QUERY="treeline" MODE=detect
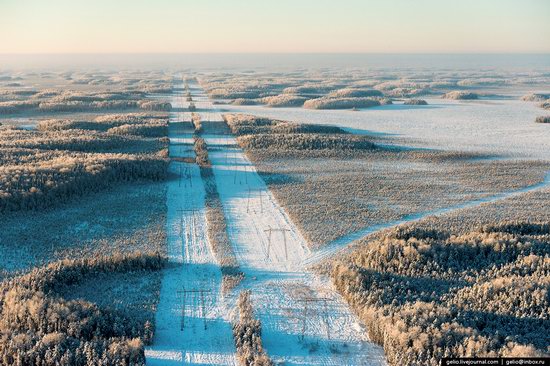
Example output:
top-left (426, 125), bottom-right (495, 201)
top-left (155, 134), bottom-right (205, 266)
top-left (0, 89), bottom-right (171, 115)
top-left (224, 114), bottom-right (376, 152)
top-left (0, 153), bottom-right (167, 213)
top-left (191, 112), bottom-right (202, 133)
top-left (327, 88), bottom-right (384, 98)
top-left (193, 136), bottom-right (243, 293)
top-left (38, 113), bottom-right (167, 132)
top-left (35, 116), bottom-right (169, 147)
top-left (0, 100), bottom-right (39, 114)
top-left (206, 88), bottom-right (268, 100)
top-left (231, 98), bottom-right (259, 106)
top-left (232, 291), bottom-right (273, 366)
top-left (260, 94), bottom-right (307, 107)
top-left (107, 121), bottom-right (168, 137)
top-left (0, 100), bottom-right (171, 115)
top-left (200, 71), bottom-right (550, 108)
top-left (194, 136), bottom-right (210, 167)
top-left (238, 133), bottom-right (376, 151)
top-left (225, 114), bottom-right (343, 136)
top-left (442, 91), bottom-right (479, 100)
top-left (331, 221), bottom-right (550, 365)
top-left (137, 101), bottom-right (172, 111)
top-left (38, 100), bottom-right (137, 112)
top-left (0, 129), bottom-right (162, 152)
top-left (404, 99), bottom-right (428, 105)
top-left (303, 97), bottom-right (381, 110)
top-left (0, 252), bottom-right (166, 366)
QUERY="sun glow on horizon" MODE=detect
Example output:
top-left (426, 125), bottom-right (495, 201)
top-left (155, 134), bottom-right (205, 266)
top-left (0, 0), bottom-right (549, 54)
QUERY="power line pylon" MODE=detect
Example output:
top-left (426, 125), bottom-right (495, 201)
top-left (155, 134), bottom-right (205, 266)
top-left (296, 297), bottom-right (334, 341)
top-left (176, 208), bottom-right (197, 263)
top-left (176, 287), bottom-right (212, 331)
top-left (263, 227), bottom-right (291, 260)
top-left (246, 188), bottom-right (264, 213)
top-left (179, 165), bottom-right (193, 187)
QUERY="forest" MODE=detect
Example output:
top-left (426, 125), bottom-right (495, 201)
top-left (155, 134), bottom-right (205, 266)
top-left (0, 113), bottom-right (169, 212)
top-left (0, 252), bottom-right (165, 366)
top-left (331, 221), bottom-right (550, 365)
top-left (0, 73), bottom-right (171, 365)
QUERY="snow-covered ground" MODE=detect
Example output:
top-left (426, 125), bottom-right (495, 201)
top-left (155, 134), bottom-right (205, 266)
top-left (302, 170), bottom-right (550, 267)
top-left (147, 77), bottom-right (549, 366)
top-left (145, 79), bottom-right (237, 366)
top-left (218, 98), bottom-right (550, 159)
top-left (214, 90), bottom-right (550, 265)
top-left (190, 84), bottom-right (387, 365)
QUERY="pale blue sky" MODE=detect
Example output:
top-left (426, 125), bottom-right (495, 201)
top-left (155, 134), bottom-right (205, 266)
top-left (0, 0), bottom-right (549, 53)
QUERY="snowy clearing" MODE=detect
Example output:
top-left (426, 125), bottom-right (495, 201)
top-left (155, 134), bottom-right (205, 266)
top-left (145, 79), bottom-right (237, 366)
top-left (148, 76), bottom-right (550, 366)
top-left (219, 98), bottom-right (550, 160)
top-left (191, 83), bottom-right (387, 365)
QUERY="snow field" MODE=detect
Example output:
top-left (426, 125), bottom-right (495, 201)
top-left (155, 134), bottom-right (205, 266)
top-left (189, 81), bottom-right (387, 365)
top-left (219, 98), bottom-right (550, 160)
top-left (145, 79), bottom-right (237, 366)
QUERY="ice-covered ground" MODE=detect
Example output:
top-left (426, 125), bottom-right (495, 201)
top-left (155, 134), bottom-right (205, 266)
top-left (145, 80), bottom-right (237, 365)
top-left (191, 84), bottom-right (387, 365)
top-left (219, 97), bottom-right (550, 159)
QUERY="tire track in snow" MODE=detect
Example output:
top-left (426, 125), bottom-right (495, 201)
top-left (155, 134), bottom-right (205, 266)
top-left (190, 81), bottom-right (387, 366)
top-left (145, 78), bottom-right (237, 366)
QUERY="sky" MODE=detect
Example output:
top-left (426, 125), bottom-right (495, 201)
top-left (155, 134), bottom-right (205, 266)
top-left (0, 0), bottom-right (549, 54)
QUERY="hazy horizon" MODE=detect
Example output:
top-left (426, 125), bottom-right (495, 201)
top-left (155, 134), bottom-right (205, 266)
top-left (2, 53), bottom-right (550, 71)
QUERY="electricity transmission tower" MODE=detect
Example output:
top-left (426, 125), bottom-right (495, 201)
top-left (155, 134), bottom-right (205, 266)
top-left (246, 188), bottom-right (264, 213)
top-left (176, 288), bottom-right (212, 331)
top-left (176, 208), bottom-right (197, 263)
top-left (233, 163), bottom-right (249, 185)
top-left (264, 227), bottom-right (291, 260)
top-left (179, 165), bottom-right (193, 187)
top-left (296, 297), bottom-right (334, 341)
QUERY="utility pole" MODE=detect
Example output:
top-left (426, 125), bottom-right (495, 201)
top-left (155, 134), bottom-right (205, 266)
top-left (296, 297), bottom-right (334, 341)
top-left (247, 188), bottom-right (264, 213)
top-left (186, 166), bottom-right (193, 187)
top-left (178, 165), bottom-right (192, 188)
top-left (176, 208), bottom-right (197, 263)
top-left (263, 227), bottom-right (291, 260)
top-left (176, 288), bottom-right (212, 331)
